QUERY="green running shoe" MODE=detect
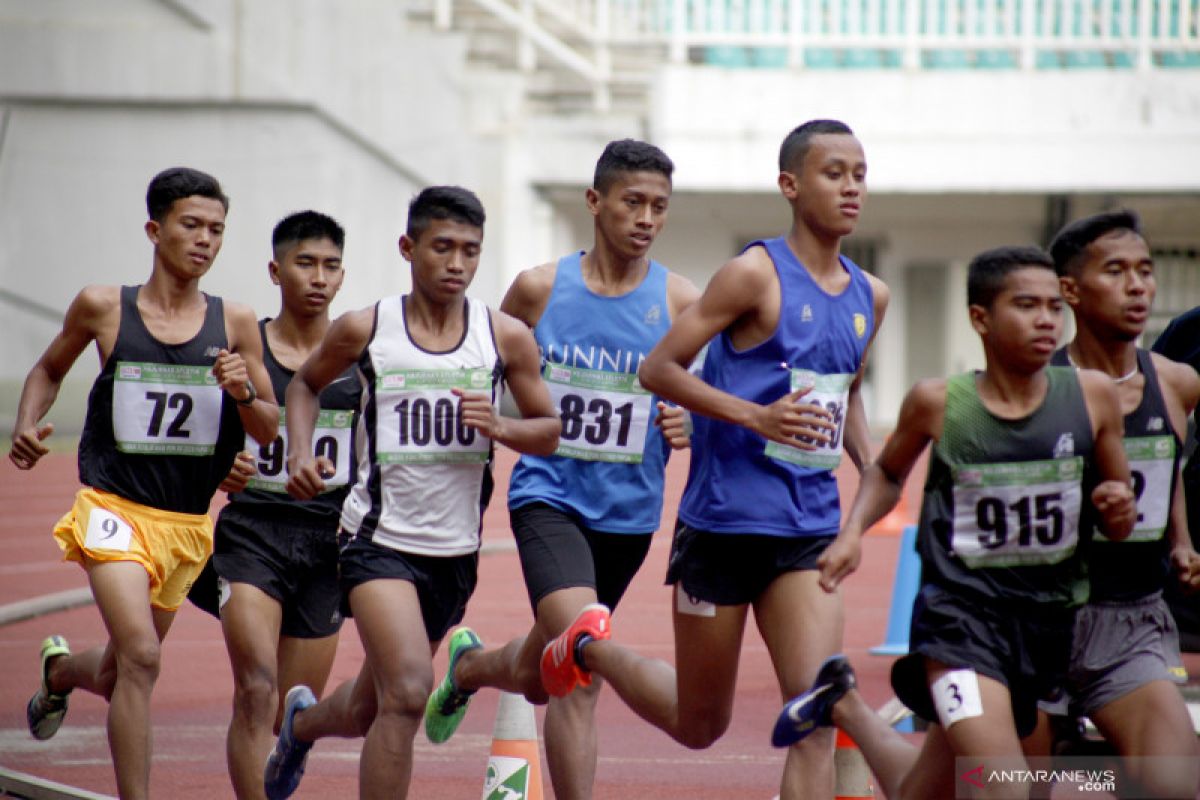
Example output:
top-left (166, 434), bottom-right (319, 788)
top-left (424, 627), bottom-right (483, 743)
top-left (27, 635), bottom-right (72, 740)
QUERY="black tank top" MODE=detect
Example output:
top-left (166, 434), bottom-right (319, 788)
top-left (79, 285), bottom-right (243, 514)
top-left (918, 368), bottom-right (1095, 608)
top-left (1051, 348), bottom-right (1181, 601)
top-left (229, 319), bottom-right (361, 520)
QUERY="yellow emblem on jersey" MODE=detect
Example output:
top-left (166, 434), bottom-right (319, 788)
top-left (853, 312), bottom-right (867, 338)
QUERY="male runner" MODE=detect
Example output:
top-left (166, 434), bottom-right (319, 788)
top-left (11, 167), bottom-right (277, 799)
top-left (773, 246), bottom-right (1135, 800)
top-left (261, 186), bottom-right (560, 800)
top-left (541, 120), bottom-right (889, 800)
top-left (421, 139), bottom-right (698, 800)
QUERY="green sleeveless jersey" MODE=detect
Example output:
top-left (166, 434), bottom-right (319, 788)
top-left (917, 367), bottom-right (1095, 608)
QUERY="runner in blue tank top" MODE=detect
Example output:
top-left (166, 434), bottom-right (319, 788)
top-left (539, 120), bottom-right (890, 800)
top-left (11, 167), bottom-right (277, 800)
top-left (1029, 211), bottom-right (1200, 797)
top-left (421, 140), bottom-right (700, 798)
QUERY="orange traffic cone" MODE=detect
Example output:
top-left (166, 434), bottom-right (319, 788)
top-left (834, 728), bottom-right (874, 799)
top-left (481, 692), bottom-right (543, 800)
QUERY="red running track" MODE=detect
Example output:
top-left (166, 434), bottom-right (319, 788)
top-left (0, 449), bottom-right (916, 799)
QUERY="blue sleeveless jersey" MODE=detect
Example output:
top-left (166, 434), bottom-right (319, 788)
top-left (678, 237), bottom-right (874, 537)
top-left (508, 251), bottom-right (673, 533)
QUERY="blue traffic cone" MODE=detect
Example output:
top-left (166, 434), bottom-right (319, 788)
top-left (869, 524), bottom-right (920, 657)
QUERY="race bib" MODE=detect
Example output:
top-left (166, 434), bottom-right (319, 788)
top-left (1101, 435), bottom-right (1175, 543)
top-left (544, 364), bottom-right (652, 463)
top-left (112, 361), bottom-right (223, 456)
top-left (84, 507), bottom-right (134, 552)
top-left (246, 407), bottom-right (355, 492)
top-left (951, 457), bottom-right (1083, 568)
top-left (374, 368), bottom-right (493, 464)
top-left (764, 369), bottom-right (852, 470)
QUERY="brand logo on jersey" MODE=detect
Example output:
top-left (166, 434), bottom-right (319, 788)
top-left (801, 304), bottom-right (813, 322)
top-left (119, 365), bottom-right (142, 380)
top-left (644, 304), bottom-right (662, 325)
top-left (1053, 433), bottom-right (1075, 459)
top-left (204, 346), bottom-right (222, 358)
top-left (853, 313), bottom-right (867, 338)
top-left (1147, 416), bottom-right (1165, 432)
top-left (1155, 437), bottom-right (1173, 456)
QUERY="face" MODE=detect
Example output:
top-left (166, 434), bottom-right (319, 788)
top-left (780, 134), bottom-right (867, 240)
top-left (270, 237), bottom-right (345, 318)
top-left (970, 267), bottom-right (1064, 371)
top-left (400, 218), bottom-right (482, 303)
top-left (1061, 230), bottom-right (1154, 343)
top-left (587, 170), bottom-right (672, 260)
top-left (145, 195), bottom-right (227, 279)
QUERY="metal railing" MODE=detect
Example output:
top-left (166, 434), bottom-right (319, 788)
top-left (433, 0), bottom-right (1200, 107)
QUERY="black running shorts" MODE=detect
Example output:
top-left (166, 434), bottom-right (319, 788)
top-left (510, 502), bottom-right (653, 614)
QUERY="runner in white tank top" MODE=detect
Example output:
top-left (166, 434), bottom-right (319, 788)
top-left (262, 186), bottom-right (559, 800)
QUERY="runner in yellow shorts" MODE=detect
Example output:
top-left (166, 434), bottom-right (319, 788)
top-left (8, 167), bottom-right (277, 800)
top-left (54, 488), bottom-right (214, 611)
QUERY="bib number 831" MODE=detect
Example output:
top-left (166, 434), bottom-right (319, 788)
top-left (559, 393), bottom-right (634, 447)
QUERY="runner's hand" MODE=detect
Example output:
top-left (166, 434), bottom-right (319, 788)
top-left (287, 453), bottom-right (335, 500)
top-left (655, 402), bottom-right (691, 450)
top-left (1170, 546), bottom-right (1200, 594)
top-left (453, 388), bottom-right (503, 439)
top-left (817, 533), bottom-right (861, 593)
top-left (219, 450), bottom-right (256, 493)
top-left (213, 349), bottom-right (252, 403)
top-left (754, 386), bottom-right (833, 449)
top-left (1091, 480), bottom-right (1136, 537)
top-left (9, 422), bottom-right (54, 470)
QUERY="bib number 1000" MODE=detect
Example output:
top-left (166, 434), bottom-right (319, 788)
top-left (394, 398), bottom-right (476, 447)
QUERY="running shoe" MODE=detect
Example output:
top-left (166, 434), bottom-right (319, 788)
top-left (27, 635), bottom-right (72, 740)
top-left (424, 627), bottom-right (484, 743)
top-left (771, 654), bottom-right (856, 747)
top-left (540, 603), bottom-right (611, 697)
top-left (264, 684), bottom-right (317, 800)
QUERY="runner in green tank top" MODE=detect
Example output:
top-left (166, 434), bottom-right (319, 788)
top-left (770, 246), bottom-right (1136, 799)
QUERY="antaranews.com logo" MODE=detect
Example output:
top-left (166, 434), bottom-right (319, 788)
top-left (956, 756), bottom-right (1198, 798)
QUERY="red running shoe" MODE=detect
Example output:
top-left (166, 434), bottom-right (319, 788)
top-left (540, 603), bottom-right (611, 697)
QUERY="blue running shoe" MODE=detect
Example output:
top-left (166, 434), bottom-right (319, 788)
top-left (27, 635), bottom-right (72, 740)
top-left (425, 627), bottom-right (484, 743)
top-left (771, 654), bottom-right (856, 747)
top-left (264, 684), bottom-right (317, 799)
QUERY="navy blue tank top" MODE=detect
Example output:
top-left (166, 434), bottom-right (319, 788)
top-left (79, 285), bottom-right (243, 514)
top-left (228, 320), bottom-right (361, 521)
top-left (508, 252), bottom-right (673, 532)
top-left (678, 238), bottom-right (874, 537)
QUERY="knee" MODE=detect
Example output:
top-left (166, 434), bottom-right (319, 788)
top-left (116, 639), bottom-right (162, 686)
top-left (515, 662), bottom-right (547, 705)
top-left (676, 714), bottom-right (730, 750)
top-left (233, 665), bottom-right (278, 719)
top-left (374, 673), bottom-right (432, 722)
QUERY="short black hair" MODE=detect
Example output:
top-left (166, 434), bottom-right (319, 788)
top-left (146, 167), bottom-right (228, 222)
top-left (779, 119), bottom-right (855, 173)
top-left (272, 210), bottom-right (345, 259)
top-left (593, 139), bottom-right (674, 193)
top-left (967, 246), bottom-right (1056, 308)
top-left (1048, 209), bottom-right (1143, 276)
top-left (406, 186), bottom-right (486, 240)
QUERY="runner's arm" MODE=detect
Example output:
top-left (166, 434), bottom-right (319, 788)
top-left (638, 254), bottom-right (833, 448)
top-left (286, 307), bottom-right (372, 499)
top-left (842, 273), bottom-right (891, 472)
top-left (475, 311), bottom-right (560, 456)
top-left (221, 302), bottom-right (278, 446)
top-left (1079, 370), bottom-right (1136, 541)
top-left (9, 286), bottom-right (117, 469)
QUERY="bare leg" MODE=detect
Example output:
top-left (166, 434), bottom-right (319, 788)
top-left (585, 588), bottom-right (748, 749)
top-left (754, 571), bottom-right (844, 800)
top-left (220, 583), bottom-right (284, 800)
top-left (829, 688), bottom-right (923, 800)
top-left (84, 560), bottom-right (176, 800)
top-left (1089, 680), bottom-right (1200, 798)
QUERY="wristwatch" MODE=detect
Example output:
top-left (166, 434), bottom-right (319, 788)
top-left (235, 381), bottom-right (257, 407)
